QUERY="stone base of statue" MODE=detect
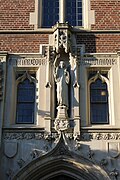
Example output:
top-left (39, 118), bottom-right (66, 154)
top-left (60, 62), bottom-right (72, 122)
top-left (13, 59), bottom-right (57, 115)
top-left (54, 105), bottom-right (69, 132)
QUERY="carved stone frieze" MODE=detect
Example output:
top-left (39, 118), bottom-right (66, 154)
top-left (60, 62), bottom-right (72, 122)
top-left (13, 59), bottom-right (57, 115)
top-left (80, 54), bottom-right (117, 67)
top-left (3, 132), bottom-right (44, 140)
top-left (9, 56), bottom-right (47, 67)
top-left (4, 132), bottom-right (120, 141)
top-left (81, 132), bottom-right (120, 141)
top-left (3, 132), bottom-right (59, 141)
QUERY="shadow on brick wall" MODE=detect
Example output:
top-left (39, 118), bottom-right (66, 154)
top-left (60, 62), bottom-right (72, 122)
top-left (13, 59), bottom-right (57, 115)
top-left (76, 32), bottom-right (97, 53)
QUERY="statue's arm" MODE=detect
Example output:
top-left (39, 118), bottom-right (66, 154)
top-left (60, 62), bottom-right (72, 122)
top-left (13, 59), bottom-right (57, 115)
top-left (54, 67), bottom-right (59, 82)
top-left (65, 70), bottom-right (70, 84)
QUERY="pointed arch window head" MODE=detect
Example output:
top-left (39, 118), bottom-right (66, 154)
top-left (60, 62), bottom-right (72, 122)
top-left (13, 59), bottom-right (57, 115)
top-left (89, 71), bottom-right (109, 124)
top-left (16, 72), bottom-right (36, 124)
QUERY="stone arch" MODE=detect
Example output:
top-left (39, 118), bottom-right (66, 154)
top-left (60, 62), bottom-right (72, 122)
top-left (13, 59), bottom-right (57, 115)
top-left (13, 154), bottom-right (110, 180)
top-left (12, 133), bottom-right (110, 180)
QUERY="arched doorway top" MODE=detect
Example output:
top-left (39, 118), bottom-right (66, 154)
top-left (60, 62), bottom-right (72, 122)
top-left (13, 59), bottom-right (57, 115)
top-left (13, 132), bottom-right (110, 180)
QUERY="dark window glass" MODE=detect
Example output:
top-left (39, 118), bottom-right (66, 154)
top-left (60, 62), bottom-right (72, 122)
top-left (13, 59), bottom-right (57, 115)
top-left (90, 78), bottom-right (109, 124)
top-left (66, 0), bottom-right (82, 26)
top-left (16, 79), bottom-right (35, 123)
top-left (42, 0), bottom-right (59, 27)
top-left (42, 0), bottom-right (82, 27)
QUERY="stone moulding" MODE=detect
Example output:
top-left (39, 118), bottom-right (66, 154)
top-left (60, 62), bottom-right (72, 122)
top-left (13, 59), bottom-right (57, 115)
top-left (81, 132), bottom-right (120, 141)
top-left (3, 132), bottom-right (59, 140)
top-left (3, 131), bottom-right (120, 141)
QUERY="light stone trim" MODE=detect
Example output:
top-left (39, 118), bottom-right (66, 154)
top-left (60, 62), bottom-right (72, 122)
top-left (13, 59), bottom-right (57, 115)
top-left (3, 132), bottom-right (59, 140)
top-left (9, 57), bottom-right (47, 67)
top-left (30, 0), bottom-right (39, 29)
top-left (83, 0), bottom-right (95, 29)
top-left (80, 54), bottom-right (117, 67)
top-left (59, 0), bottom-right (65, 23)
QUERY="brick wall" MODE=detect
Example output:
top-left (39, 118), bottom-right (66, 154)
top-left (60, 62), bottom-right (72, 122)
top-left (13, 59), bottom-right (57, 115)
top-left (0, 34), bottom-right (49, 53)
top-left (0, 0), bottom-right (119, 54)
top-left (91, 0), bottom-right (120, 30)
top-left (0, 0), bottom-right (34, 30)
top-left (77, 33), bottom-right (120, 53)
top-left (0, 33), bottom-right (119, 53)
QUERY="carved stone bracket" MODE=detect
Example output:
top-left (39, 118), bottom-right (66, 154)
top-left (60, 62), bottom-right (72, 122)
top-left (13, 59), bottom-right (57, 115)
top-left (53, 23), bottom-right (72, 53)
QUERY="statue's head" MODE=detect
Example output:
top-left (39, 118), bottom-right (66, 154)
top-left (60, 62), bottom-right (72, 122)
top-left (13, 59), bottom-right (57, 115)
top-left (59, 61), bottom-right (65, 68)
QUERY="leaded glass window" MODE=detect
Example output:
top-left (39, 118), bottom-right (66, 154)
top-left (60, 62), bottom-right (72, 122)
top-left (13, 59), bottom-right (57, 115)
top-left (42, 0), bottom-right (82, 27)
top-left (42, 0), bottom-right (59, 27)
top-left (89, 74), bottom-right (109, 124)
top-left (66, 0), bottom-right (82, 26)
top-left (16, 78), bottom-right (35, 123)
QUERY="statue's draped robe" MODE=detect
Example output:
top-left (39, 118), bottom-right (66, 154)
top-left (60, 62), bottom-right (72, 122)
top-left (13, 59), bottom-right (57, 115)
top-left (54, 67), bottom-right (69, 107)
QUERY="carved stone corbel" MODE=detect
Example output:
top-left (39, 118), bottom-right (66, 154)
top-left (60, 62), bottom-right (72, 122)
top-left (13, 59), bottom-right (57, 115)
top-left (53, 23), bottom-right (72, 53)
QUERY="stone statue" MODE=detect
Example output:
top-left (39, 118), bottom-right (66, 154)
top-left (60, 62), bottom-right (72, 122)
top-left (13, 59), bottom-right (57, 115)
top-left (54, 61), bottom-right (70, 107)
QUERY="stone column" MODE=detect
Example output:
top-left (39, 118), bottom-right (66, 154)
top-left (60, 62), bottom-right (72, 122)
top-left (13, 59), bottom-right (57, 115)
top-left (59, 0), bottom-right (65, 23)
top-left (0, 53), bottom-right (7, 147)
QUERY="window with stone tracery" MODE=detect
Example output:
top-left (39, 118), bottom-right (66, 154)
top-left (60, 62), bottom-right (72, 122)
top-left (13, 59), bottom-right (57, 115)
top-left (16, 73), bottom-right (36, 124)
top-left (88, 71), bottom-right (109, 124)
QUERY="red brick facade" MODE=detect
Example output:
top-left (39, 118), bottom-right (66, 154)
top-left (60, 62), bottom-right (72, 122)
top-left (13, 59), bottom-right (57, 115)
top-left (0, 0), bottom-right (34, 30)
top-left (0, 34), bottom-right (49, 53)
top-left (77, 33), bottom-right (120, 53)
top-left (0, 0), bottom-right (120, 53)
top-left (91, 0), bottom-right (120, 30)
